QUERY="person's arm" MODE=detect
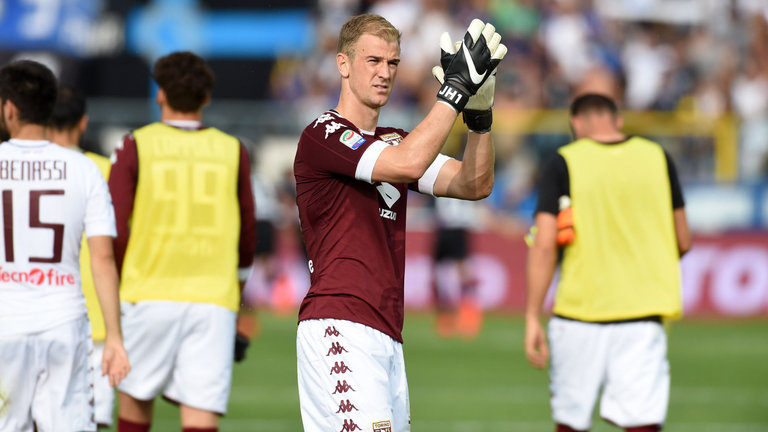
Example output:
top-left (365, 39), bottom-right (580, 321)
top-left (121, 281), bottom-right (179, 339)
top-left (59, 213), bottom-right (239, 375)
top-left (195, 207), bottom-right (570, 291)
top-left (108, 135), bottom-right (139, 273)
top-left (372, 19), bottom-right (506, 186)
top-left (237, 143), bottom-right (257, 283)
top-left (431, 131), bottom-right (494, 200)
top-left (665, 150), bottom-right (691, 257)
top-left (371, 103), bottom-right (458, 184)
top-left (674, 208), bottom-right (691, 257)
top-left (87, 235), bottom-right (130, 386)
top-left (524, 212), bottom-right (558, 369)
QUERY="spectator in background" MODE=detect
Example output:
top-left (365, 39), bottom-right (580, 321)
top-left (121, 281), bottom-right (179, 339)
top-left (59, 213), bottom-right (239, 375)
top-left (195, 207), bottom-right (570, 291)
top-left (525, 94), bottom-right (691, 432)
top-left (432, 196), bottom-right (482, 338)
top-left (109, 51), bottom-right (256, 432)
top-left (47, 86), bottom-right (116, 430)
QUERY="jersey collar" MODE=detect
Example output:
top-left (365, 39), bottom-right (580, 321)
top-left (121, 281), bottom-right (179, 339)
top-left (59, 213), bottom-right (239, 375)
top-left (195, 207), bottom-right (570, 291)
top-left (7, 138), bottom-right (52, 148)
top-left (163, 120), bottom-right (202, 130)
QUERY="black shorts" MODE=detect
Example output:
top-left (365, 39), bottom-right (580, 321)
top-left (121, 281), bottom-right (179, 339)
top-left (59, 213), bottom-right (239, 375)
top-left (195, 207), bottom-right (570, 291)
top-left (434, 228), bottom-right (469, 261)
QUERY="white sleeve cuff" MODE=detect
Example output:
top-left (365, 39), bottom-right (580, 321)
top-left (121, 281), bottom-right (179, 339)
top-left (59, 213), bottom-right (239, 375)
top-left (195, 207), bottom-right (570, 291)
top-left (238, 267), bottom-right (252, 282)
top-left (418, 154), bottom-right (452, 196)
top-left (84, 222), bottom-right (117, 238)
top-left (355, 140), bottom-right (389, 184)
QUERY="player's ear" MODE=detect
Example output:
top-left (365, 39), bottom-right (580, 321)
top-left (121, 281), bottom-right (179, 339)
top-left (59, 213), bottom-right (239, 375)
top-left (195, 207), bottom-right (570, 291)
top-left (3, 99), bottom-right (17, 121)
top-left (614, 114), bottom-right (623, 131)
top-left (569, 117), bottom-right (581, 139)
top-left (202, 93), bottom-right (211, 108)
top-left (337, 52), bottom-right (350, 78)
top-left (156, 88), bottom-right (166, 106)
top-left (78, 114), bottom-right (88, 135)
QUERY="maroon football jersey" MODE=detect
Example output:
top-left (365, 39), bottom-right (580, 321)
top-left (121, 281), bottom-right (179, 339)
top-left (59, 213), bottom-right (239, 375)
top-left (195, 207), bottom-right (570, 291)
top-left (295, 110), bottom-right (413, 342)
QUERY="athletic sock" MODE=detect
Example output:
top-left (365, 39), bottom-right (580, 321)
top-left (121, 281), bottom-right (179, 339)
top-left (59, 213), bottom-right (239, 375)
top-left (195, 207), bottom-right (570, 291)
top-left (117, 418), bottom-right (151, 432)
top-left (625, 426), bottom-right (661, 432)
top-left (557, 424), bottom-right (587, 432)
top-left (182, 428), bottom-right (218, 432)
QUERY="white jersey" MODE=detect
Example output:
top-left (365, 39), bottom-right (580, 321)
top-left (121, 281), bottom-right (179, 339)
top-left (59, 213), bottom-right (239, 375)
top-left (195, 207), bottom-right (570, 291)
top-left (0, 139), bottom-right (116, 337)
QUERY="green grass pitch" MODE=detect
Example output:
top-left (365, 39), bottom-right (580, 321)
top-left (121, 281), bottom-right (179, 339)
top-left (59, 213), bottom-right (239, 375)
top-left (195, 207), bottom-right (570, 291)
top-left (103, 312), bottom-right (768, 431)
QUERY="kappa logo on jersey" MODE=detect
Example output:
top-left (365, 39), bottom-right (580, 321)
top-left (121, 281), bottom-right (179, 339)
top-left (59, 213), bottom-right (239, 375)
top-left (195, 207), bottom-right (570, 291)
top-left (313, 113), bottom-right (335, 127)
top-left (325, 122), bottom-right (344, 139)
top-left (340, 419), bottom-right (362, 432)
top-left (379, 132), bottom-right (402, 146)
top-left (339, 130), bottom-right (366, 150)
top-left (372, 420), bottom-right (392, 432)
top-left (332, 380), bottom-right (355, 394)
top-left (327, 342), bottom-right (349, 356)
top-left (324, 326), bottom-right (342, 337)
top-left (330, 361), bottom-right (352, 375)
top-left (0, 267), bottom-right (76, 286)
top-left (336, 399), bottom-right (359, 414)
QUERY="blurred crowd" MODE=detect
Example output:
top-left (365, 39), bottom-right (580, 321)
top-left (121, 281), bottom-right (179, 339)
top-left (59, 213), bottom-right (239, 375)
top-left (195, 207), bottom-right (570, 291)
top-left (270, 0), bottom-right (768, 184)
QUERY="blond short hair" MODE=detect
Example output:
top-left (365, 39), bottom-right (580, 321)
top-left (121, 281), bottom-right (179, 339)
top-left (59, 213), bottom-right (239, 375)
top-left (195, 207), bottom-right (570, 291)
top-left (337, 14), bottom-right (401, 58)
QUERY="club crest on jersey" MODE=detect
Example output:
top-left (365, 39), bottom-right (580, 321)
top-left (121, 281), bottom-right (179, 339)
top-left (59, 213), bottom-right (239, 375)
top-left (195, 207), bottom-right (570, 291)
top-left (339, 130), bottom-right (365, 150)
top-left (379, 132), bottom-right (402, 146)
top-left (372, 420), bottom-right (392, 432)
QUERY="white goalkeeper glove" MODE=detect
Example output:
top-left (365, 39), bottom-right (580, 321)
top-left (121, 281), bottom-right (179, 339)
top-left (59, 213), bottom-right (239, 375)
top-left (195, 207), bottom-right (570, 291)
top-left (433, 21), bottom-right (507, 132)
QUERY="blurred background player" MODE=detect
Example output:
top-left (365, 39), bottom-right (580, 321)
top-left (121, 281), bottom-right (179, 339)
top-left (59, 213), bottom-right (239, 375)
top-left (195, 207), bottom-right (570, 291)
top-left (47, 85), bottom-right (115, 429)
top-left (0, 59), bottom-right (129, 431)
top-left (294, 14), bottom-right (505, 431)
top-left (524, 93), bottom-right (692, 432)
top-left (431, 195), bottom-right (482, 338)
top-left (108, 51), bottom-right (256, 432)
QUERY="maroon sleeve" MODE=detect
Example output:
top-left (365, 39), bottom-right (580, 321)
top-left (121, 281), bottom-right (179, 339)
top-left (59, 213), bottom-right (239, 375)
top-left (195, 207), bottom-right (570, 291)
top-left (237, 143), bottom-right (257, 270)
top-left (299, 115), bottom-right (373, 178)
top-left (107, 134), bottom-right (139, 274)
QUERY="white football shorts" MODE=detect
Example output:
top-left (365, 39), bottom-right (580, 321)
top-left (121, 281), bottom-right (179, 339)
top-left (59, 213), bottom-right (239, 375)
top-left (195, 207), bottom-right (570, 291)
top-left (117, 301), bottom-right (236, 414)
top-left (0, 316), bottom-right (95, 432)
top-left (91, 341), bottom-right (115, 426)
top-left (548, 316), bottom-right (669, 430)
top-left (297, 319), bottom-right (410, 432)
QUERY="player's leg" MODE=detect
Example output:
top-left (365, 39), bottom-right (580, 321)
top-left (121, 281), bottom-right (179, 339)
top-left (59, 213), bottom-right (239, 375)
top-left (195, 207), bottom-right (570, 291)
top-left (178, 405), bottom-right (218, 431)
top-left (600, 319), bottom-right (668, 430)
top-left (0, 335), bottom-right (39, 431)
top-left (163, 303), bottom-right (236, 430)
top-left (297, 319), bottom-right (409, 432)
top-left (548, 316), bottom-right (609, 432)
top-left (117, 301), bottom-right (185, 430)
top-left (389, 340), bottom-right (411, 432)
top-left (117, 394), bottom-right (154, 430)
top-left (31, 316), bottom-right (96, 432)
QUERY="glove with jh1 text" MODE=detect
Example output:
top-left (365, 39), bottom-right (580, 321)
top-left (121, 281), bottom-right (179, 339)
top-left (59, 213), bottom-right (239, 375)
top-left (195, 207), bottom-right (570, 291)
top-left (434, 20), bottom-right (507, 132)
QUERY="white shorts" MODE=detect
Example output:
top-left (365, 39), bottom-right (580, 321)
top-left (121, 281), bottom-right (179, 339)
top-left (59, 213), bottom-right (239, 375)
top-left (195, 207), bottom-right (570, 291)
top-left (297, 319), bottom-right (410, 432)
top-left (548, 316), bottom-right (669, 430)
top-left (0, 316), bottom-right (95, 432)
top-left (117, 301), bottom-right (236, 414)
top-left (91, 341), bottom-right (115, 426)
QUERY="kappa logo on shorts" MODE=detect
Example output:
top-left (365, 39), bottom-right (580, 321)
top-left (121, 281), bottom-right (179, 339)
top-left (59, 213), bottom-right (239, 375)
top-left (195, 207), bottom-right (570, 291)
top-left (379, 132), bottom-right (402, 146)
top-left (324, 326), bottom-right (342, 337)
top-left (327, 342), bottom-right (349, 356)
top-left (340, 419), bottom-right (362, 431)
top-left (339, 129), bottom-right (366, 150)
top-left (372, 420), bottom-right (392, 432)
top-left (336, 399), bottom-right (359, 413)
top-left (332, 380), bottom-right (355, 394)
top-left (330, 361), bottom-right (352, 375)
